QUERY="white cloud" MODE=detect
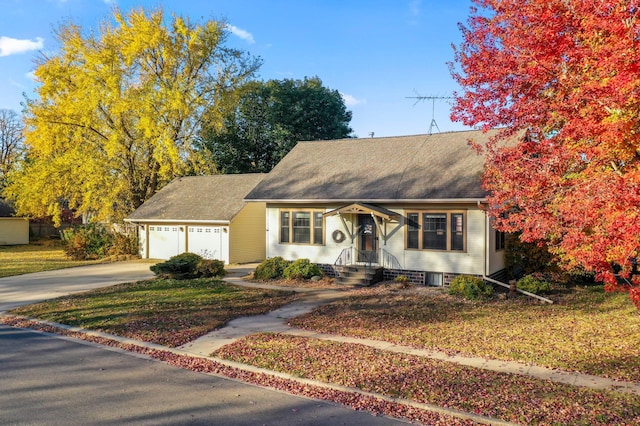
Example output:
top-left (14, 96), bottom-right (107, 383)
top-left (0, 36), bottom-right (44, 57)
top-left (227, 25), bottom-right (255, 44)
top-left (341, 93), bottom-right (366, 107)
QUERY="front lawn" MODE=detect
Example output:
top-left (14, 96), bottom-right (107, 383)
top-left (289, 283), bottom-right (640, 382)
top-left (9, 278), bottom-right (300, 347)
top-left (214, 333), bottom-right (640, 426)
top-left (0, 241), bottom-right (102, 277)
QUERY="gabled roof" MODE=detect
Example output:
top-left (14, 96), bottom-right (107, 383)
top-left (324, 203), bottom-right (399, 220)
top-left (127, 174), bottom-right (266, 222)
top-left (245, 129), bottom-right (497, 202)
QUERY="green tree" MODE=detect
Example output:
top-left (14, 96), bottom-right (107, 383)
top-left (5, 7), bottom-right (260, 225)
top-left (202, 76), bottom-right (353, 173)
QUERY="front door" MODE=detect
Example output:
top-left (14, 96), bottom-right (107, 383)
top-left (358, 214), bottom-right (378, 263)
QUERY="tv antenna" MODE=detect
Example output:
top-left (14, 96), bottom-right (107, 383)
top-left (406, 91), bottom-right (454, 135)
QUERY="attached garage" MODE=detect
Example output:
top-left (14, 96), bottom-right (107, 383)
top-left (147, 225), bottom-right (185, 260)
top-left (126, 174), bottom-right (266, 264)
top-left (187, 226), bottom-right (228, 261)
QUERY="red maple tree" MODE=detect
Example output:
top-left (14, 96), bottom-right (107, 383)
top-left (450, 0), bottom-right (640, 307)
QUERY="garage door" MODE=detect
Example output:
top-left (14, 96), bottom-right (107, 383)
top-left (188, 226), bottom-right (229, 263)
top-left (148, 225), bottom-right (185, 260)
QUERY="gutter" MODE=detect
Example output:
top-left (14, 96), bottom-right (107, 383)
top-left (124, 219), bottom-right (231, 225)
top-left (243, 198), bottom-right (488, 204)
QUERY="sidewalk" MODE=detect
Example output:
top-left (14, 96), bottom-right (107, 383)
top-left (179, 264), bottom-right (640, 397)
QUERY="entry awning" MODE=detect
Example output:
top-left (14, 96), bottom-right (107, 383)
top-left (323, 203), bottom-right (399, 220)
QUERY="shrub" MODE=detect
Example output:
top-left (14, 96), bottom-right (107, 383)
top-left (254, 257), bottom-right (291, 280)
top-left (448, 275), bottom-right (494, 300)
top-left (283, 258), bottom-right (323, 280)
top-left (61, 224), bottom-right (139, 260)
top-left (394, 275), bottom-right (410, 283)
top-left (150, 252), bottom-right (203, 279)
top-left (196, 259), bottom-right (226, 278)
top-left (504, 232), bottom-right (561, 279)
top-left (516, 274), bottom-right (553, 294)
top-left (61, 224), bottom-right (113, 260)
top-left (107, 231), bottom-right (139, 257)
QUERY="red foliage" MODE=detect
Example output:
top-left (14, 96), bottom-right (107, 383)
top-left (451, 0), bottom-right (640, 307)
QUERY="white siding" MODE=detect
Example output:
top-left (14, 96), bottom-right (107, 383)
top-left (265, 203), bottom-right (492, 277)
top-left (266, 205), bottom-right (350, 264)
top-left (487, 217), bottom-right (506, 275)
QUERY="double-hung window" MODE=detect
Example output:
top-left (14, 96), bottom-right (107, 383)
top-left (405, 210), bottom-right (466, 251)
top-left (280, 209), bottom-right (324, 244)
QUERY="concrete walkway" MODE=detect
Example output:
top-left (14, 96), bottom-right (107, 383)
top-left (178, 265), bottom-right (640, 397)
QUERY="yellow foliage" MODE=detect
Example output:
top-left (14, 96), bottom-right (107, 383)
top-left (5, 6), bottom-right (259, 224)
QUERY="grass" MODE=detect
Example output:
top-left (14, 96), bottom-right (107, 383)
top-left (9, 278), bottom-right (300, 347)
top-left (0, 240), bottom-right (102, 277)
top-left (215, 333), bottom-right (640, 425)
top-left (290, 283), bottom-right (640, 383)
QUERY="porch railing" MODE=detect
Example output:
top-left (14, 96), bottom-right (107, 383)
top-left (379, 248), bottom-right (402, 270)
top-left (334, 247), bottom-right (353, 266)
top-left (334, 247), bottom-right (402, 270)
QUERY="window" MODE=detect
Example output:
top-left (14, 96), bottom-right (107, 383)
top-left (451, 213), bottom-right (464, 251)
top-left (423, 213), bottom-right (447, 250)
top-left (407, 213), bottom-right (419, 249)
top-left (405, 210), bottom-right (466, 251)
top-left (280, 209), bottom-right (324, 245)
top-left (495, 230), bottom-right (506, 251)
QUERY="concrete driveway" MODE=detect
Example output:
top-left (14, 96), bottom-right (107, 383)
top-left (0, 261), bottom-right (156, 311)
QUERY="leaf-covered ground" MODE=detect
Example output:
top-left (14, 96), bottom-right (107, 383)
top-left (10, 278), bottom-right (300, 347)
top-left (0, 317), bottom-right (474, 425)
top-left (289, 283), bottom-right (640, 382)
top-left (214, 333), bottom-right (640, 425)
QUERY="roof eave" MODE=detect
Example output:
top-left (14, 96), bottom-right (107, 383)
top-left (244, 198), bottom-right (487, 204)
top-left (124, 218), bottom-right (232, 224)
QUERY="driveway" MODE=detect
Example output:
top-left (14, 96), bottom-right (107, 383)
top-left (0, 261), bottom-right (156, 311)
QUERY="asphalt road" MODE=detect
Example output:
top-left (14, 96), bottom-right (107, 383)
top-left (0, 263), bottom-right (409, 425)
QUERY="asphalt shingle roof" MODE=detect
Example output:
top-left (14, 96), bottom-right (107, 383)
top-left (127, 174), bottom-right (266, 222)
top-left (245, 129), bottom-right (496, 201)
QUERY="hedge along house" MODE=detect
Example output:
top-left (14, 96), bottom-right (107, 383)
top-left (244, 130), bottom-right (507, 286)
top-left (125, 174), bottom-right (266, 264)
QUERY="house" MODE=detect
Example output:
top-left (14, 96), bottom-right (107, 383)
top-left (244, 129), bottom-right (506, 285)
top-left (125, 174), bottom-right (266, 263)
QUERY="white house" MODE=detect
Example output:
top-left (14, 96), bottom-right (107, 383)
top-left (244, 130), bottom-right (507, 285)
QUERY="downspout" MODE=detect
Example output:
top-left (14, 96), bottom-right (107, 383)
top-left (480, 201), bottom-right (489, 277)
top-left (265, 207), bottom-right (270, 259)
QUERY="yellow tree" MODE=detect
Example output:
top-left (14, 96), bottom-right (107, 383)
top-left (5, 7), bottom-right (260, 224)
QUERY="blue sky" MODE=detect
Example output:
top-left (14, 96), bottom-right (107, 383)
top-left (0, 0), bottom-right (474, 137)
